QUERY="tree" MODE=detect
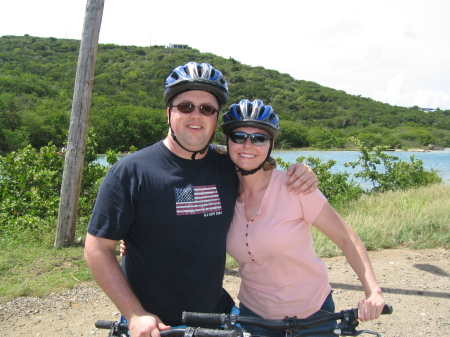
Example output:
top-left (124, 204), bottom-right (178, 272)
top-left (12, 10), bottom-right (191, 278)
top-left (276, 120), bottom-right (309, 148)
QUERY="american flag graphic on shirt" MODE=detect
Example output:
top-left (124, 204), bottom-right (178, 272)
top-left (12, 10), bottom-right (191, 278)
top-left (174, 185), bottom-right (222, 215)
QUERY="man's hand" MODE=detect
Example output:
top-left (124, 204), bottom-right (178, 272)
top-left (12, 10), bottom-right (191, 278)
top-left (128, 312), bottom-right (171, 337)
top-left (285, 163), bottom-right (318, 194)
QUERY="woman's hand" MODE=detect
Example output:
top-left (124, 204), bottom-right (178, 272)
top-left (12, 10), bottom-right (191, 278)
top-left (357, 292), bottom-right (385, 321)
top-left (119, 240), bottom-right (126, 257)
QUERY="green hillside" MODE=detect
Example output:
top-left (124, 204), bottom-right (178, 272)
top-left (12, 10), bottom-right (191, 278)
top-left (1, 35), bottom-right (449, 153)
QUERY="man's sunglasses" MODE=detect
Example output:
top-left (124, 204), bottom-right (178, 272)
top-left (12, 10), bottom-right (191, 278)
top-left (229, 132), bottom-right (271, 146)
top-left (171, 103), bottom-right (218, 116)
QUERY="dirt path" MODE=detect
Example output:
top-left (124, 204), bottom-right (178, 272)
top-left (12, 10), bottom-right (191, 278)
top-left (1, 248), bottom-right (449, 336)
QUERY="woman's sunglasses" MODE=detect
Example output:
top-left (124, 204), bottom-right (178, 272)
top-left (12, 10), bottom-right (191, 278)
top-left (229, 132), bottom-right (271, 146)
top-left (171, 103), bottom-right (218, 116)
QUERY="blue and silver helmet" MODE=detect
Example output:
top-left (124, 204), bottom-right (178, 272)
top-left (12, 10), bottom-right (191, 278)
top-left (164, 62), bottom-right (228, 106)
top-left (222, 99), bottom-right (280, 139)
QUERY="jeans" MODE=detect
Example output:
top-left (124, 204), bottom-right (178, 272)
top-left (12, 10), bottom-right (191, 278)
top-left (238, 292), bottom-right (337, 337)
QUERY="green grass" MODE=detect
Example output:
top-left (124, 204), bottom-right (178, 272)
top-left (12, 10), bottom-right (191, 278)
top-left (313, 183), bottom-right (450, 257)
top-left (1, 184), bottom-right (449, 304)
top-left (0, 244), bottom-right (94, 303)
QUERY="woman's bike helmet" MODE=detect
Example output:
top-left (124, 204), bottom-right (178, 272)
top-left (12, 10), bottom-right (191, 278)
top-left (164, 62), bottom-right (228, 160)
top-left (222, 99), bottom-right (280, 139)
top-left (164, 62), bottom-right (228, 106)
top-left (221, 99), bottom-right (280, 175)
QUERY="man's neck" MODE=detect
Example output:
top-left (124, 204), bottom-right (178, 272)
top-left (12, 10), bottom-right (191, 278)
top-left (163, 137), bottom-right (209, 160)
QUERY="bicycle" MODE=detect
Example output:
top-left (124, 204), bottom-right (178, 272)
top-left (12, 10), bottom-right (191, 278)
top-left (95, 304), bottom-right (392, 337)
top-left (181, 304), bottom-right (393, 337)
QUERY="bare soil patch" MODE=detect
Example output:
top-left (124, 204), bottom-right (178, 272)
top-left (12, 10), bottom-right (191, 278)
top-left (1, 248), bottom-right (449, 336)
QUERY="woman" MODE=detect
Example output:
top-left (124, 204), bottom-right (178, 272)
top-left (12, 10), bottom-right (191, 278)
top-left (221, 99), bottom-right (385, 337)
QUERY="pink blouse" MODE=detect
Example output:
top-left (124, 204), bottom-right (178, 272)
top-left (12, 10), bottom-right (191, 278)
top-left (226, 170), bottom-right (331, 319)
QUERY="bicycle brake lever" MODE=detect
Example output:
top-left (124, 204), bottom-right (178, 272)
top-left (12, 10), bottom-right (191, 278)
top-left (334, 310), bottom-right (360, 336)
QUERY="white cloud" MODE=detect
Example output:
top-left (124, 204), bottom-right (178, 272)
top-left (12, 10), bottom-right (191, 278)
top-left (408, 89), bottom-right (450, 110)
top-left (374, 74), bottom-right (450, 109)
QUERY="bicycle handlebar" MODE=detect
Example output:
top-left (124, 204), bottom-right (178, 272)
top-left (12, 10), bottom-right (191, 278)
top-left (182, 304), bottom-right (393, 331)
top-left (96, 305), bottom-right (393, 337)
top-left (95, 320), bottom-right (127, 329)
top-left (95, 321), bottom-right (238, 337)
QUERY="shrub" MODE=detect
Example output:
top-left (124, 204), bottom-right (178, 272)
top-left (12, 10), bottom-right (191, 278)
top-left (276, 156), bottom-right (364, 207)
top-left (0, 138), bottom-right (108, 244)
top-left (345, 137), bottom-right (442, 192)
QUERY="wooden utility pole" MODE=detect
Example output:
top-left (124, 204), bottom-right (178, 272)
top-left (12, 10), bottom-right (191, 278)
top-left (54, 0), bottom-right (105, 247)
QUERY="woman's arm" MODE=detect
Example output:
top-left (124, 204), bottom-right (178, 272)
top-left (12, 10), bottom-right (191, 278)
top-left (313, 204), bottom-right (385, 321)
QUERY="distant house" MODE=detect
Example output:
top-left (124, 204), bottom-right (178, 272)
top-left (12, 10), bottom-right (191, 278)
top-left (418, 107), bottom-right (436, 113)
top-left (169, 43), bottom-right (189, 49)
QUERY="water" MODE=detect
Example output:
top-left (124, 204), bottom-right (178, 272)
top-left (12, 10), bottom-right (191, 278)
top-left (96, 149), bottom-right (450, 189)
top-left (273, 149), bottom-right (450, 188)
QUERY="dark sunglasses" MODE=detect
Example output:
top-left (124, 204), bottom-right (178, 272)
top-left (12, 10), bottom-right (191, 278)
top-left (229, 132), bottom-right (271, 146)
top-left (171, 103), bottom-right (218, 116)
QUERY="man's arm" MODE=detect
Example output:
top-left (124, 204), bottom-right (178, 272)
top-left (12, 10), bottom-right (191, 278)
top-left (84, 233), bottom-right (169, 337)
top-left (285, 163), bottom-right (319, 194)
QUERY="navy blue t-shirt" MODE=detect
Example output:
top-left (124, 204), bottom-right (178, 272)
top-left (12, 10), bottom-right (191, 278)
top-left (88, 141), bottom-right (237, 326)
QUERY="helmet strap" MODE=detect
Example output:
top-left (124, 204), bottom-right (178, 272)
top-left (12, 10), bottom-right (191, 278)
top-left (228, 139), bottom-right (273, 176)
top-left (234, 161), bottom-right (266, 176)
top-left (170, 128), bottom-right (211, 160)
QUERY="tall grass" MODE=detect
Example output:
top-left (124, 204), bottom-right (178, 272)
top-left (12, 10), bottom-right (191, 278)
top-left (313, 184), bottom-right (450, 257)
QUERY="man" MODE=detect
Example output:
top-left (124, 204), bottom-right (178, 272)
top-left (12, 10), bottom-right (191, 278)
top-left (85, 62), bottom-right (317, 337)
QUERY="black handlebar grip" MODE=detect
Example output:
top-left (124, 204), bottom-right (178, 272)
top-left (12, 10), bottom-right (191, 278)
top-left (182, 312), bottom-right (226, 324)
top-left (195, 328), bottom-right (238, 337)
top-left (381, 304), bottom-right (393, 315)
top-left (95, 320), bottom-right (115, 329)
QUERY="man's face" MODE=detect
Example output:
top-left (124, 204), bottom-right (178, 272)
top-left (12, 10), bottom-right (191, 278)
top-left (168, 90), bottom-right (219, 155)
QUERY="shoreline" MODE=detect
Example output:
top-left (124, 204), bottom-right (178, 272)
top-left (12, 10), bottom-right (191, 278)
top-left (273, 147), bottom-right (450, 153)
top-left (96, 148), bottom-right (450, 156)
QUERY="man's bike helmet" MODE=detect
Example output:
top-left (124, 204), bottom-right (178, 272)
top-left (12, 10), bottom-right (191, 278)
top-left (164, 62), bottom-right (228, 106)
top-left (222, 99), bottom-right (280, 139)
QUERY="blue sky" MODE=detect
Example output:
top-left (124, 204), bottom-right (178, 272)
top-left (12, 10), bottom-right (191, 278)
top-left (1, 0), bottom-right (449, 110)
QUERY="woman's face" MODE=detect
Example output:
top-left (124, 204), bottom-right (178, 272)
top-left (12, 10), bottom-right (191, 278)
top-left (227, 126), bottom-right (271, 171)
